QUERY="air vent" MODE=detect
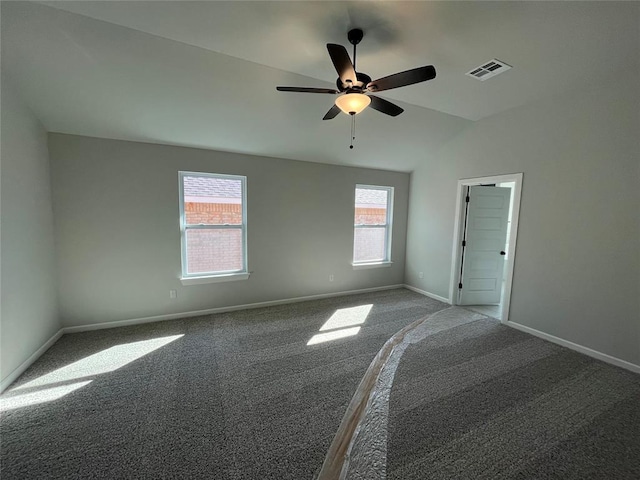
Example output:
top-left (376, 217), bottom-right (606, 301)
top-left (466, 59), bottom-right (512, 81)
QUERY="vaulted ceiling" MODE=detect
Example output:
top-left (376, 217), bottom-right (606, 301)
top-left (2, 1), bottom-right (638, 171)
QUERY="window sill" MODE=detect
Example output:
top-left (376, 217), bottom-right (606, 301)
top-left (352, 261), bottom-right (393, 270)
top-left (180, 272), bottom-right (250, 286)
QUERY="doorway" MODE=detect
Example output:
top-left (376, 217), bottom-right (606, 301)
top-left (449, 173), bottom-right (523, 323)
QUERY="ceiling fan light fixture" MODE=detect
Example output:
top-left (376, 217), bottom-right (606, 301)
top-left (335, 93), bottom-right (371, 115)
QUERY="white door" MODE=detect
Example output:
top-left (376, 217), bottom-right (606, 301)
top-left (459, 186), bottom-right (511, 305)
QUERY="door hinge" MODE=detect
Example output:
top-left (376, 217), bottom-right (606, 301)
top-left (465, 195), bottom-right (470, 203)
top-left (458, 282), bottom-right (463, 289)
top-left (462, 240), bottom-right (466, 247)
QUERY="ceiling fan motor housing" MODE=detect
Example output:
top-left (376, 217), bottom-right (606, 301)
top-left (336, 72), bottom-right (372, 92)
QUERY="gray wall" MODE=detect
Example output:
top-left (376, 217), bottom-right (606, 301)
top-left (405, 71), bottom-right (640, 365)
top-left (1, 78), bottom-right (60, 384)
top-left (48, 135), bottom-right (409, 327)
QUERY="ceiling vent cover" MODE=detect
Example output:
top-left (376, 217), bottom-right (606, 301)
top-left (466, 59), bottom-right (511, 81)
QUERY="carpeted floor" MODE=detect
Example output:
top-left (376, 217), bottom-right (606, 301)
top-left (387, 317), bottom-right (640, 479)
top-left (2, 288), bottom-right (639, 479)
top-left (1, 288), bottom-right (448, 479)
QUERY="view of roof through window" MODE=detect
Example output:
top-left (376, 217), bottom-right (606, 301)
top-left (355, 188), bottom-right (387, 209)
top-left (183, 176), bottom-right (242, 203)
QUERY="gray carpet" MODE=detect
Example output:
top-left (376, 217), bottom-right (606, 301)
top-left (387, 317), bottom-right (640, 479)
top-left (1, 288), bottom-right (447, 479)
top-left (2, 289), bottom-right (639, 479)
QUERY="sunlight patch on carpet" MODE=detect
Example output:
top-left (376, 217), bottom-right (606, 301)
top-left (308, 327), bottom-right (362, 345)
top-left (1, 381), bottom-right (92, 411)
top-left (14, 335), bottom-right (184, 391)
top-left (319, 304), bottom-right (372, 331)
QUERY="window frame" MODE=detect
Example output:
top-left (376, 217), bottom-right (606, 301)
top-left (178, 171), bottom-right (248, 283)
top-left (352, 184), bottom-right (394, 266)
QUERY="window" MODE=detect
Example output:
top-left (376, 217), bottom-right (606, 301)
top-left (353, 185), bottom-right (393, 265)
top-left (179, 172), bottom-right (248, 284)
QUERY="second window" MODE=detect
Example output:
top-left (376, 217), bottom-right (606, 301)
top-left (353, 185), bottom-right (393, 264)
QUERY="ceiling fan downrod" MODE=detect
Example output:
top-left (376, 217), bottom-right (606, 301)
top-left (348, 28), bottom-right (363, 72)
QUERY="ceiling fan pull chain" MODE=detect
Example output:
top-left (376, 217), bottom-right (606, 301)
top-left (350, 113), bottom-right (356, 149)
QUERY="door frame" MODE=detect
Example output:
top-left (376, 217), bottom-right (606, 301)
top-left (448, 173), bottom-right (523, 323)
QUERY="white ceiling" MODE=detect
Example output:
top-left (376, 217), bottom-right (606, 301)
top-left (2, 1), bottom-right (639, 171)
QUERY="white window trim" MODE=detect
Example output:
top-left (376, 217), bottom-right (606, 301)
top-left (180, 272), bottom-right (250, 286)
top-left (352, 261), bottom-right (393, 270)
top-left (353, 184), bottom-right (394, 265)
top-left (179, 171), bottom-right (248, 283)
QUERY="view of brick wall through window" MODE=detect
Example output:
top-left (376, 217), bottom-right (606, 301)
top-left (183, 175), bottom-right (243, 274)
top-left (354, 187), bottom-right (390, 262)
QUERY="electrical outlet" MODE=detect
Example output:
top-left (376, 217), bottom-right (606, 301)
top-left (329, 274), bottom-right (334, 282)
top-left (418, 272), bottom-right (424, 279)
top-left (169, 289), bottom-right (177, 299)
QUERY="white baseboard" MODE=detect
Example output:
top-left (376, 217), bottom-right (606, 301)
top-left (63, 284), bottom-right (405, 334)
top-left (0, 329), bottom-right (64, 394)
top-left (506, 321), bottom-right (640, 375)
top-left (403, 284), bottom-right (451, 304)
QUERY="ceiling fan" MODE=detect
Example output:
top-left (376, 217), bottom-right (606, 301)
top-left (276, 28), bottom-right (436, 121)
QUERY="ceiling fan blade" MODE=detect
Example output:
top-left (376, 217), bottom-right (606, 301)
top-left (327, 44), bottom-right (357, 86)
top-left (369, 95), bottom-right (404, 117)
top-left (367, 66), bottom-right (436, 93)
top-left (277, 86), bottom-right (339, 94)
top-left (322, 104), bottom-right (341, 120)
